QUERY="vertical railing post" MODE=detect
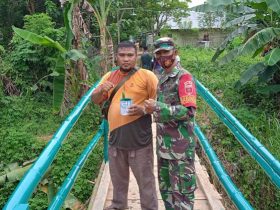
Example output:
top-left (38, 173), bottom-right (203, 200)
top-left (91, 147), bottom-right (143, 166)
top-left (103, 119), bottom-right (109, 162)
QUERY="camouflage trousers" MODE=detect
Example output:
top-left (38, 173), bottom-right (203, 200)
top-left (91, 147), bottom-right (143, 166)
top-left (158, 157), bottom-right (196, 210)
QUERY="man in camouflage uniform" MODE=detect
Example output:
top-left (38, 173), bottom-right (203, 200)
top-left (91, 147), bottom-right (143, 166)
top-left (145, 37), bottom-right (197, 210)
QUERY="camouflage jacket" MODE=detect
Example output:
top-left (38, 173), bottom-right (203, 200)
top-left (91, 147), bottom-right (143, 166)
top-left (154, 66), bottom-right (197, 160)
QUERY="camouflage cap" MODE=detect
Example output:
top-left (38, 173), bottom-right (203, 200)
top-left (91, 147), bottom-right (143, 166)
top-left (153, 37), bottom-right (175, 53)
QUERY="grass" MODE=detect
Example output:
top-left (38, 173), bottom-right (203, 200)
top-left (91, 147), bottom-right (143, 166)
top-left (0, 92), bottom-right (103, 209)
top-left (179, 47), bottom-right (280, 210)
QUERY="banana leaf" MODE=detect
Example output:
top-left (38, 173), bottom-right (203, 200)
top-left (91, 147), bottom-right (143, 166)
top-left (224, 14), bottom-right (256, 28)
top-left (63, 193), bottom-right (84, 209)
top-left (212, 25), bottom-right (255, 61)
top-left (12, 26), bottom-right (66, 53)
top-left (257, 85), bottom-right (280, 95)
top-left (258, 64), bottom-right (280, 83)
top-left (47, 180), bottom-right (55, 204)
top-left (252, 46), bottom-right (264, 58)
top-left (6, 163), bottom-right (19, 171)
top-left (65, 49), bottom-right (87, 61)
top-left (63, 2), bottom-right (74, 50)
top-left (229, 4), bottom-right (256, 13)
top-left (0, 165), bottom-right (32, 185)
top-left (53, 55), bottom-right (66, 113)
top-left (266, 0), bottom-right (280, 15)
top-left (239, 27), bottom-right (280, 56)
top-left (218, 47), bottom-right (240, 65)
top-left (238, 62), bottom-right (266, 86)
top-left (265, 48), bottom-right (280, 66)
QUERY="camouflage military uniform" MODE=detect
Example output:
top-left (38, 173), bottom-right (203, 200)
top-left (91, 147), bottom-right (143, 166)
top-left (153, 65), bottom-right (197, 210)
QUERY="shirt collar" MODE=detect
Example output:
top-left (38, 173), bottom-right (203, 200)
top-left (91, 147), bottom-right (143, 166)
top-left (160, 67), bottom-right (180, 84)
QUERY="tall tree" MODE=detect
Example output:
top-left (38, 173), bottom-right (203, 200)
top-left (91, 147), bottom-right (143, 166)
top-left (198, 11), bottom-right (224, 29)
top-left (105, 0), bottom-right (191, 42)
top-left (134, 0), bottom-right (191, 36)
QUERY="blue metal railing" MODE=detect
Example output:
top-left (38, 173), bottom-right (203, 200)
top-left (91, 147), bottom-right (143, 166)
top-left (195, 79), bottom-right (280, 188)
top-left (195, 124), bottom-right (254, 210)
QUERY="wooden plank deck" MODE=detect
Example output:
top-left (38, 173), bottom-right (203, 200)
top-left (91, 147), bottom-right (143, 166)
top-left (89, 123), bottom-right (224, 210)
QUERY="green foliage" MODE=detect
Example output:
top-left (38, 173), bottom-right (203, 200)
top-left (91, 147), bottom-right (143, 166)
top-left (12, 26), bottom-right (66, 53)
top-left (264, 48), bottom-right (280, 66)
top-left (49, 103), bottom-right (103, 203)
top-left (0, 96), bottom-right (59, 165)
top-left (198, 11), bottom-right (224, 29)
top-left (9, 13), bottom-right (65, 93)
top-left (235, 62), bottom-right (266, 87)
top-left (29, 191), bottom-right (49, 210)
top-left (202, 0), bottom-right (280, 92)
top-left (180, 47), bottom-right (280, 209)
top-left (228, 36), bottom-right (244, 50)
top-left (0, 0), bottom-right (28, 46)
top-left (11, 5), bottom-right (89, 113)
top-left (0, 94), bottom-right (59, 208)
top-left (45, 0), bottom-right (63, 25)
top-left (0, 45), bottom-right (4, 55)
top-left (0, 91), bottom-right (103, 208)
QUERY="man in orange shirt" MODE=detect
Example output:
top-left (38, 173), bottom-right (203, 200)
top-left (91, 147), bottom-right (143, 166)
top-left (92, 41), bottom-right (158, 210)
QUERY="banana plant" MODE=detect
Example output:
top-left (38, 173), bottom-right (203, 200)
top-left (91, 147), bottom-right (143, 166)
top-left (0, 162), bottom-right (32, 185)
top-left (84, 0), bottom-right (113, 73)
top-left (0, 161), bottom-right (83, 209)
top-left (197, 0), bottom-right (280, 94)
top-left (12, 0), bottom-right (88, 114)
top-left (12, 26), bottom-right (86, 114)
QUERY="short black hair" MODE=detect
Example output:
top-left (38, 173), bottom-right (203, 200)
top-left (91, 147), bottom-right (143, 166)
top-left (116, 41), bottom-right (137, 53)
top-left (143, 46), bottom-right (148, 51)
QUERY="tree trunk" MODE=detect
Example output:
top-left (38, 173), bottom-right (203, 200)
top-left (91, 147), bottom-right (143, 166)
top-left (27, 0), bottom-right (35, 14)
top-left (73, 5), bottom-right (89, 98)
top-left (107, 38), bottom-right (115, 67)
top-left (100, 25), bottom-right (108, 74)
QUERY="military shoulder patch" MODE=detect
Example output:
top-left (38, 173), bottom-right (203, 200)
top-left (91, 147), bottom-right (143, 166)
top-left (178, 74), bottom-right (197, 108)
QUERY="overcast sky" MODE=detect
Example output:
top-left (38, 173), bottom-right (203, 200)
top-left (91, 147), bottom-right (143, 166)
top-left (188, 0), bottom-right (206, 8)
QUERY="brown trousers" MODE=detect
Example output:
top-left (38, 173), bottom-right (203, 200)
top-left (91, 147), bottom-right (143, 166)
top-left (108, 143), bottom-right (158, 210)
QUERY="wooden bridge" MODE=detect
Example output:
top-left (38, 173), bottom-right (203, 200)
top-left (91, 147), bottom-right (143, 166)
top-left (88, 123), bottom-right (225, 210)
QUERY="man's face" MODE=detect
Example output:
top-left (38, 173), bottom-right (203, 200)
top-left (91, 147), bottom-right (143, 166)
top-left (116, 47), bottom-right (137, 71)
top-left (154, 49), bottom-right (176, 70)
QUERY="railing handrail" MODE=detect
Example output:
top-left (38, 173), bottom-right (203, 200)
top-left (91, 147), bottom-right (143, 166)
top-left (196, 79), bottom-right (280, 188)
top-left (195, 123), bottom-right (254, 210)
top-left (3, 82), bottom-right (99, 210)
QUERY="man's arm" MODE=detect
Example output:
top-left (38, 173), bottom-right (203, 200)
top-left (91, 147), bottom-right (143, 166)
top-left (153, 103), bottom-right (195, 123)
top-left (145, 73), bottom-right (196, 122)
top-left (91, 81), bottom-right (114, 105)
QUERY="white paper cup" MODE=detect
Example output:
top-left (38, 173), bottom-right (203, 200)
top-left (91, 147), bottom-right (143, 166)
top-left (120, 98), bottom-right (132, 115)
